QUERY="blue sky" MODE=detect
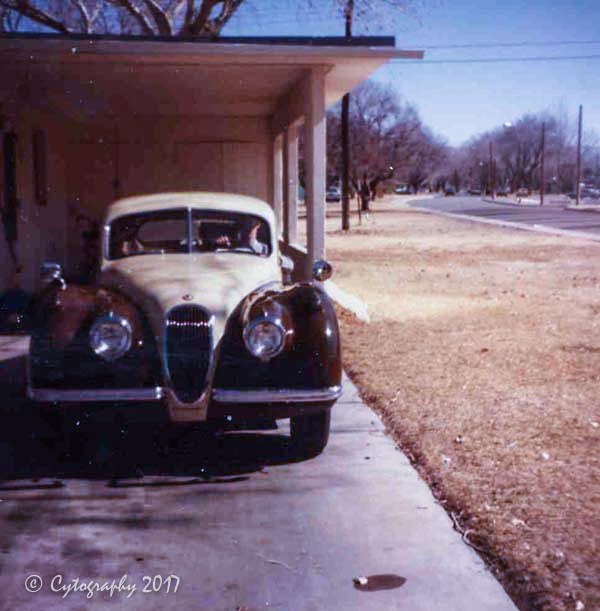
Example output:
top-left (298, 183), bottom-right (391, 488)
top-left (223, 0), bottom-right (600, 147)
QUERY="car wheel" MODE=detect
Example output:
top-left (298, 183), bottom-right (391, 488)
top-left (290, 409), bottom-right (331, 457)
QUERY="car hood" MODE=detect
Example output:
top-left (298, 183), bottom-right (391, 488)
top-left (100, 253), bottom-right (281, 345)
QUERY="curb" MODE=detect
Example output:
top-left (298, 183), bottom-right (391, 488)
top-left (565, 205), bottom-right (600, 213)
top-left (483, 197), bottom-right (600, 211)
top-left (481, 197), bottom-right (540, 208)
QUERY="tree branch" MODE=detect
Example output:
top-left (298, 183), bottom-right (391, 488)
top-left (0, 0), bottom-right (72, 33)
top-left (210, 0), bottom-right (244, 33)
top-left (180, 0), bottom-right (193, 31)
top-left (70, 0), bottom-right (90, 33)
top-left (140, 0), bottom-right (172, 35)
top-left (187, 0), bottom-right (216, 35)
top-left (88, 1), bottom-right (103, 30)
top-left (107, 0), bottom-right (155, 35)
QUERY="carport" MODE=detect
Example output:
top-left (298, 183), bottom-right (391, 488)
top-left (0, 35), bottom-right (421, 290)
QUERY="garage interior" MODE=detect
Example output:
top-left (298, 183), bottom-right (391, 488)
top-left (0, 34), bottom-right (421, 290)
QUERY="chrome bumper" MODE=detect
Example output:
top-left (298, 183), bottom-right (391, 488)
top-left (212, 386), bottom-right (342, 404)
top-left (27, 387), bottom-right (164, 402)
top-left (27, 385), bottom-right (342, 404)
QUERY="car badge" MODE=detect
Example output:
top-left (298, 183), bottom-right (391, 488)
top-left (182, 294), bottom-right (193, 301)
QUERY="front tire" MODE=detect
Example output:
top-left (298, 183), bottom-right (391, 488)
top-left (290, 410), bottom-right (331, 457)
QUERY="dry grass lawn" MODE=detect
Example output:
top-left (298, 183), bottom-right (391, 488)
top-left (321, 197), bottom-right (600, 611)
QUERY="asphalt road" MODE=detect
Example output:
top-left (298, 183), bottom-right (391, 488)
top-left (408, 195), bottom-right (600, 238)
top-left (0, 336), bottom-right (516, 611)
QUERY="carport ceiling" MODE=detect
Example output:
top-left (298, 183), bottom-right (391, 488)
top-left (0, 37), bottom-right (422, 120)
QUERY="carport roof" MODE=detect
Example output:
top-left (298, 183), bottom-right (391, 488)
top-left (0, 34), bottom-right (423, 120)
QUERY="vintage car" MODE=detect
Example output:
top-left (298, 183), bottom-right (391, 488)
top-left (27, 193), bottom-right (342, 456)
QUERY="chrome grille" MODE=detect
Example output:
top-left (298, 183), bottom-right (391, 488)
top-left (165, 305), bottom-right (212, 403)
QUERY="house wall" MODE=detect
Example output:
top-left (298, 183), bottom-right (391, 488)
top-left (6, 112), bottom-right (70, 293)
top-left (7, 113), bottom-right (272, 291)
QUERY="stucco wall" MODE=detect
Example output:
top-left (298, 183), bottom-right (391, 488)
top-left (3, 114), bottom-right (70, 292)
top-left (7, 113), bottom-right (272, 290)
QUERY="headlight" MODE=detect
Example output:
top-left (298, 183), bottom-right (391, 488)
top-left (89, 315), bottom-right (132, 361)
top-left (243, 319), bottom-right (285, 361)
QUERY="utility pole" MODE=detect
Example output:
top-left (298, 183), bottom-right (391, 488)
top-left (576, 105), bottom-right (583, 206)
top-left (489, 141), bottom-right (495, 199)
top-left (540, 121), bottom-right (545, 206)
top-left (341, 0), bottom-right (353, 230)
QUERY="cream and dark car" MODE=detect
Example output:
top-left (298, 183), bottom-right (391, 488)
top-left (28, 193), bottom-right (342, 456)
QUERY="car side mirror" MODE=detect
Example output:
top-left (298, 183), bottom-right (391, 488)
top-left (312, 259), bottom-right (332, 282)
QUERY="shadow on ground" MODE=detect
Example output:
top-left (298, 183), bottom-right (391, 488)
top-left (0, 355), bottom-right (305, 487)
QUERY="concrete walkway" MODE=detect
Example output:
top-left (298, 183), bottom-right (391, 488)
top-left (0, 336), bottom-right (517, 610)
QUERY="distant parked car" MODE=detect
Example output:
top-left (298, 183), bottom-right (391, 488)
top-left (326, 186), bottom-right (341, 202)
top-left (582, 187), bottom-right (600, 200)
top-left (496, 186), bottom-right (509, 196)
top-left (444, 185), bottom-right (456, 196)
top-left (394, 184), bottom-right (410, 195)
top-left (467, 187), bottom-right (481, 196)
top-left (516, 188), bottom-right (530, 197)
top-left (569, 188), bottom-right (600, 200)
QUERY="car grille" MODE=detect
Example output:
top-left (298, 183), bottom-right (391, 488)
top-left (165, 305), bottom-right (212, 403)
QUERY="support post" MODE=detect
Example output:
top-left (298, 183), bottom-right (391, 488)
top-left (540, 122), bottom-right (545, 206)
top-left (283, 124), bottom-right (299, 245)
top-left (341, 0), bottom-right (353, 231)
top-left (273, 134), bottom-right (284, 238)
top-left (489, 140), bottom-right (495, 199)
top-left (341, 93), bottom-right (351, 230)
top-left (576, 105), bottom-right (583, 207)
top-left (304, 68), bottom-right (327, 280)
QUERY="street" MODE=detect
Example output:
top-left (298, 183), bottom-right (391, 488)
top-left (408, 196), bottom-right (600, 238)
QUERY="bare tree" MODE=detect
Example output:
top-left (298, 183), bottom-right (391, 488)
top-left (0, 0), bottom-right (245, 36)
top-left (301, 0), bottom-right (422, 33)
top-left (450, 106), bottom-right (600, 197)
top-left (327, 80), bottom-right (446, 209)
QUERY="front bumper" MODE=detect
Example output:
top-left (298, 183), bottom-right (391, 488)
top-left (27, 387), bottom-right (164, 402)
top-left (27, 385), bottom-right (342, 405)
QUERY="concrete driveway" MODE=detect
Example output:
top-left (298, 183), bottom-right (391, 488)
top-left (0, 336), bottom-right (516, 610)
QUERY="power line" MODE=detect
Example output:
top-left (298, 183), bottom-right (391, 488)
top-left (422, 40), bottom-right (600, 49)
top-left (393, 54), bottom-right (600, 64)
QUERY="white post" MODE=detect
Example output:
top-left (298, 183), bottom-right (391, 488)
top-left (304, 68), bottom-right (327, 280)
top-left (272, 133), bottom-right (284, 239)
top-left (283, 123), bottom-right (299, 245)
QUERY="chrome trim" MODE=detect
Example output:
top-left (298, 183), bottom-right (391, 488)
top-left (89, 314), bottom-right (133, 361)
top-left (103, 223), bottom-right (110, 260)
top-left (163, 303), bottom-right (213, 403)
top-left (27, 387), bottom-right (164, 402)
top-left (312, 259), bottom-right (333, 282)
top-left (243, 316), bottom-right (286, 361)
top-left (187, 207), bottom-right (193, 254)
top-left (212, 385), bottom-right (342, 404)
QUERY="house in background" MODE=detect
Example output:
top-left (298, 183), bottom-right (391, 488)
top-left (0, 34), bottom-right (421, 291)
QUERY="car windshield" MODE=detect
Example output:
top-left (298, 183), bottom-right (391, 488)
top-left (108, 208), bottom-right (271, 259)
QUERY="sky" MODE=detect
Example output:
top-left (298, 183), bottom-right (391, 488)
top-left (223, 0), bottom-right (600, 148)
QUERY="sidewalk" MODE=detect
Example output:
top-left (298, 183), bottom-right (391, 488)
top-left (319, 373), bottom-right (519, 610)
top-left (0, 336), bottom-right (518, 609)
top-left (484, 194), bottom-right (600, 211)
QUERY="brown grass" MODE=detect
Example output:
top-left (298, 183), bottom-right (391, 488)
top-left (323, 197), bottom-right (600, 611)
